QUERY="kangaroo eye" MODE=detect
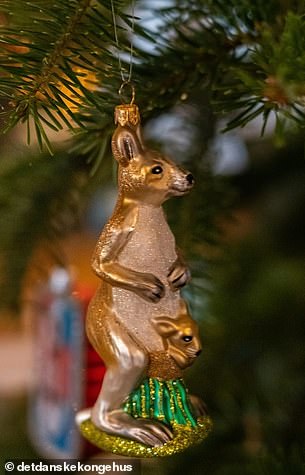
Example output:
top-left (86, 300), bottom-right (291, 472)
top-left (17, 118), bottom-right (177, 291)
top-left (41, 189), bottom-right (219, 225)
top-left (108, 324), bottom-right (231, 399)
top-left (151, 165), bottom-right (163, 174)
top-left (182, 335), bottom-right (193, 343)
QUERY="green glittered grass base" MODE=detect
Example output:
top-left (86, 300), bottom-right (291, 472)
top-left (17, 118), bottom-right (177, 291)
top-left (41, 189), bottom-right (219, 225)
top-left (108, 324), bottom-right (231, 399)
top-left (125, 377), bottom-right (198, 427)
top-left (79, 415), bottom-right (212, 457)
top-left (79, 377), bottom-right (212, 457)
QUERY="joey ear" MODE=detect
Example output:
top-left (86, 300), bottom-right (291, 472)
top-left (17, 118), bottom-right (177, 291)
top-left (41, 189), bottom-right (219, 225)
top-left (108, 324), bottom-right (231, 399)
top-left (152, 316), bottom-right (176, 337)
top-left (112, 126), bottom-right (143, 166)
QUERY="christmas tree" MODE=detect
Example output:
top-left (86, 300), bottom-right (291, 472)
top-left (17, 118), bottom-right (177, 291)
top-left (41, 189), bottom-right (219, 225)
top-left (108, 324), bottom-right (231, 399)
top-left (1, 1), bottom-right (305, 473)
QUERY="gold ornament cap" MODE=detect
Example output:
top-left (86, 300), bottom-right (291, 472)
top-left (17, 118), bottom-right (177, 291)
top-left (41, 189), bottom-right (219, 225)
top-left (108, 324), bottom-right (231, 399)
top-left (114, 103), bottom-right (140, 127)
top-left (115, 81), bottom-right (140, 127)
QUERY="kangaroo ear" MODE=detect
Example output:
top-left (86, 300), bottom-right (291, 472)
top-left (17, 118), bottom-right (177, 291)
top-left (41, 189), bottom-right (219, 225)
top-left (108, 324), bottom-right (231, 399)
top-left (112, 127), bottom-right (143, 166)
top-left (152, 316), bottom-right (176, 337)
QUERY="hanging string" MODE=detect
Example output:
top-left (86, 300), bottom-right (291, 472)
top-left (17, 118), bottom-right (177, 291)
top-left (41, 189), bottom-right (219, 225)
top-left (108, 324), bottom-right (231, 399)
top-left (110, 0), bottom-right (135, 84)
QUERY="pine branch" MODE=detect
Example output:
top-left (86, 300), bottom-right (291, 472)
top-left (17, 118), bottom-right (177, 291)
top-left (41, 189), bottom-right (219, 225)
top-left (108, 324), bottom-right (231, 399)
top-left (0, 0), bottom-right (129, 150)
top-left (1, 1), bottom-right (305, 154)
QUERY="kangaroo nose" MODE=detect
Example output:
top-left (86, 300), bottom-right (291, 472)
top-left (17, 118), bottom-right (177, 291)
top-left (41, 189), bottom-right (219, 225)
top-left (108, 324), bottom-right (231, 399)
top-left (186, 173), bottom-right (194, 185)
top-left (196, 349), bottom-right (202, 357)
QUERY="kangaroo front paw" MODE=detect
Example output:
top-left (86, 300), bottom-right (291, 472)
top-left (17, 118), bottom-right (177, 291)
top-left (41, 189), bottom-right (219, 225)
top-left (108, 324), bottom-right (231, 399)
top-left (134, 273), bottom-right (165, 303)
top-left (92, 410), bottom-right (172, 447)
top-left (167, 262), bottom-right (191, 291)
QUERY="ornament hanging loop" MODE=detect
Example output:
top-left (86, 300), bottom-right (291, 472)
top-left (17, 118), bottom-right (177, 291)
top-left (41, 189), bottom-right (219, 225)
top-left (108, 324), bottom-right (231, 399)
top-left (119, 81), bottom-right (136, 105)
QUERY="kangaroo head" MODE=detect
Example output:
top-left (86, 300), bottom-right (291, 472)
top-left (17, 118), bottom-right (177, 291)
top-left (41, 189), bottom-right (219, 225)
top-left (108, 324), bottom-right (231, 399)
top-left (112, 125), bottom-right (194, 206)
top-left (152, 314), bottom-right (202, 369)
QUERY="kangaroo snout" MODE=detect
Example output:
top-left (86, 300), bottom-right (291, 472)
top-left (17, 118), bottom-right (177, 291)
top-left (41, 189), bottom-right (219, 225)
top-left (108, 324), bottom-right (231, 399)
top-left (169, 165), bottom-right (195, 197)
top-left (186, 173), bottom-right (194, 185)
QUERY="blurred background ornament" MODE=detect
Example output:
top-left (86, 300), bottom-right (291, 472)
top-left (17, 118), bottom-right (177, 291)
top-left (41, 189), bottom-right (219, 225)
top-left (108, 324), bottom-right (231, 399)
top-left (28, 267), bottom-right (105, 459)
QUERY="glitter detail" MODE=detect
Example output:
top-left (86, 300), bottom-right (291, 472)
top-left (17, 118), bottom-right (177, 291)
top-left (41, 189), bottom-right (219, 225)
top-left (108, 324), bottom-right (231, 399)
top-left (148, 351), bottom-right (183, 379)
top-left (149, 378), bottom-right (155, 418)
top-left (79, 416), bottom-right (212, 458)
top-left (111, 205), bottom-right (180, 353)
top-left (140, 383), bottom-right (147, 418)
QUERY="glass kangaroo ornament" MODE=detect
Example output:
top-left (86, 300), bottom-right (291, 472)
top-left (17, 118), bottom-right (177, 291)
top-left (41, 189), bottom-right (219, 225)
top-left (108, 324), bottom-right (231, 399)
top-left (77, 100), bottom-right (212, 457)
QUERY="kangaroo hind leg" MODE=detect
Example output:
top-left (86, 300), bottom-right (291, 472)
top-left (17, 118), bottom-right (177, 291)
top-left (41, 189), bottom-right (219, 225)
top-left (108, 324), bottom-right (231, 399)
top-left (88, 312), bottom-right (173, 447)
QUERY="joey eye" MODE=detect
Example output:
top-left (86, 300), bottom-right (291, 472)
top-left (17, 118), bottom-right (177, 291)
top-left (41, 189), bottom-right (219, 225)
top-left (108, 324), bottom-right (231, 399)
top-left (151, 165), bottom-right (163, 174)
top-left (182, 335), bottom-right (193, 343)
